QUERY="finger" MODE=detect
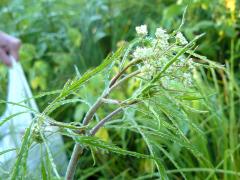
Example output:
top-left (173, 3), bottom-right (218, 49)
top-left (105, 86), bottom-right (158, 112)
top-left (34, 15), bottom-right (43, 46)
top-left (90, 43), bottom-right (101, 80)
top-left (10, 39), bottom-right (21, 61)
top-left (0, 48), bottom-right (11, 66)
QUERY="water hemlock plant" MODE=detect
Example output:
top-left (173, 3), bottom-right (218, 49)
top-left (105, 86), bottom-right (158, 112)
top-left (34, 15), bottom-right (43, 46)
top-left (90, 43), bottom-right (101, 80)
top-left (63, 25), bottom-right (219, 179)
top-left (7, 25), bottom-right (222, 179)
top-left (65, 24), bottom-right (204, 179)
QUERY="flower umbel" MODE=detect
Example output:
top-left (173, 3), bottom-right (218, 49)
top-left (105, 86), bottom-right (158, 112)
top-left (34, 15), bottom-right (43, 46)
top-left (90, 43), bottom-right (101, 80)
top-left (136, 25), bottom-right (148, 37)
top-left (133, 47), bottom-right (153, 59)
top-left (176, 32), bottom-right (188, 45)
top-left (133, 25), bottom-right (196, 85)
top-left (155, 28), bottom-right (169, 39)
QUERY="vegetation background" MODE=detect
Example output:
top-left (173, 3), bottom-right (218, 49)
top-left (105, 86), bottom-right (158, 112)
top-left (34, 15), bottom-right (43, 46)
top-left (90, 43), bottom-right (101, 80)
top-left (0, 0), bottom-right (239, 179)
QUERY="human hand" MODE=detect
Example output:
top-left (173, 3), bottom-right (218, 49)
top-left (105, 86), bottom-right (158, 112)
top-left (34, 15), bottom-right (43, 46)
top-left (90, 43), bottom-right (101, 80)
top-left (0, 32), bottom-right (21, 66)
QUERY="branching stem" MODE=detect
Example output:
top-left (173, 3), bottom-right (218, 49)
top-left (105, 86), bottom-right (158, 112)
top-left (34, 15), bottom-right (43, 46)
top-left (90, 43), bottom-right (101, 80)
top-left (66, 67), bottom-right (141, 179)
top-left (90, 107), bottom-right (123, 135)
top-left (109, 58), bottom-right (141, 87)
top-left (65, 144), bottom-right (83, 180)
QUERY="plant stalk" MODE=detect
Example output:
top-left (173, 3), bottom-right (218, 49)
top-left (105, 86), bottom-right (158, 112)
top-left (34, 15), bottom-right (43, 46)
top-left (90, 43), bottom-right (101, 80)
top-left (65, 144), bottom-right (83, 180)
top-left (90, 107), bottom-right (123, 135)
top-left (65, 69), bottom-right (140, 179)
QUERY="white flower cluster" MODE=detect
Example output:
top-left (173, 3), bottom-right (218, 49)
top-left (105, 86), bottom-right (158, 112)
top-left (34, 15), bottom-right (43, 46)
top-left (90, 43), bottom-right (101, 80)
top-left (133, 47), bottom-right (153, 59)
top-left (155, 28), bottom-right (169, 50)
top-left (155, 28), bottom-right (169, 39)
top-left (176, 32), bottom-right (188, 45)
top-left (182, 72), bottom-right (192, 86)
top-left (135, 25), bottom-right (148, 37)
top-left (132, 25), bottom-right (195, 87)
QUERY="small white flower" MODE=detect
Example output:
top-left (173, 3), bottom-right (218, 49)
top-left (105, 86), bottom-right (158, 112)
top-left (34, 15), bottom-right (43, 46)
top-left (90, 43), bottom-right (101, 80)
top-left (143, 64), bottom-right (154, 71)
top-left (183, 72), bottom-right (192, 86)
top-left (188, 58), bottom-right (193, 63)
top-left (153, 56), bottom-right (168, 67)
top-left (142, 64), bottom-right (155, 80)
top-left (151, 39), bottom-right (158, 46)
top-left (136, 25), bottom-right (148, 36)
top-left (179, 55), bottom-right (185, 62)
top-left (188, 58), bottom-right (194, 69)
top-left (158, 39), bottom-right (169, 50)
top-left (133, 47), bottom-right (153, 59)
top-left (176, 32), bottom-right (188, 45)
top-left (183, 72), bottom-right (191, 79)
top-left (154, 28), bottom-right (169, 50)
top-left (162, 76), bottom-right (170, 87)
top-left (155, 28), bottom-right (169, 39)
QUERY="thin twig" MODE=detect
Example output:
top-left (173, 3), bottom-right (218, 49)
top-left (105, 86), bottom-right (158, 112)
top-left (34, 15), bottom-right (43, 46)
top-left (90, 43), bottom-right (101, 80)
top-left (90, 99), bottom-right (139, 136)
top-left (109, 58), bottom-right (141, 87)
top-left (82, 97), bottom-right (104, 125)
top-left (109, 70), bottom-right (141, 91)
top-left (65, 107), bottom-right (123, 180)
top-left (90, 107), bottom-right (123, 135)
top-left (82, 69), bottom-right (141, 126)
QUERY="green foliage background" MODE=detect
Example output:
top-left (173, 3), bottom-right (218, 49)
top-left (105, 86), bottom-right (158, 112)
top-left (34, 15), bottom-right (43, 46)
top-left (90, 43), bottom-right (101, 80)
top-left (0, 0), bottom-right (239, 179)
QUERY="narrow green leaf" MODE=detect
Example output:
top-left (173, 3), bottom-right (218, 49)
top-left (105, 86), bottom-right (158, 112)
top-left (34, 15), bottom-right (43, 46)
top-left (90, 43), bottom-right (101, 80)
top-left (41, 161), bottom-right (48, 180)
top-left (58, 49), bottom-right (121, 100)
top-left (187, 50), bottom-right (225, 69)
top-left (0, 148), bottom-right (16, 156)
top-left (0, 111), bottom-right (29, 127)
top-left (77, 136), bottom-right (153, 159)
top-left (10, 124), bottom-right (32, 180)
top-left (41, 132), bottom-right (61, 179)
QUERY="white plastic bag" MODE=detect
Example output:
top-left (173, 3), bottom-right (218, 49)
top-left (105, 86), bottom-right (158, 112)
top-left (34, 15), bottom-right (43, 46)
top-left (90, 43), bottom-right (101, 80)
top-left (0, 58), bottom-right (67, 176)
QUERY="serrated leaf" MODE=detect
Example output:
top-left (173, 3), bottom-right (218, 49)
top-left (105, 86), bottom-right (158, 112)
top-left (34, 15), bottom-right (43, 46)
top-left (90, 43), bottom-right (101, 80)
top-left (58, 48), bottom-right (123, 100)
top-left (41, 132), bottom-right (61, 179)
top-left (77, 136), bottom-right (153, 159)
top-left (187, 50), bottom-right (225, 69)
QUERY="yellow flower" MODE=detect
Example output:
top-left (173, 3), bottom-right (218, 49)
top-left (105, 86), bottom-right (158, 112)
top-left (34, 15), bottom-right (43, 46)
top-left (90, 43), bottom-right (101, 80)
top-left (225, 0), bottom-right (235, 12)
